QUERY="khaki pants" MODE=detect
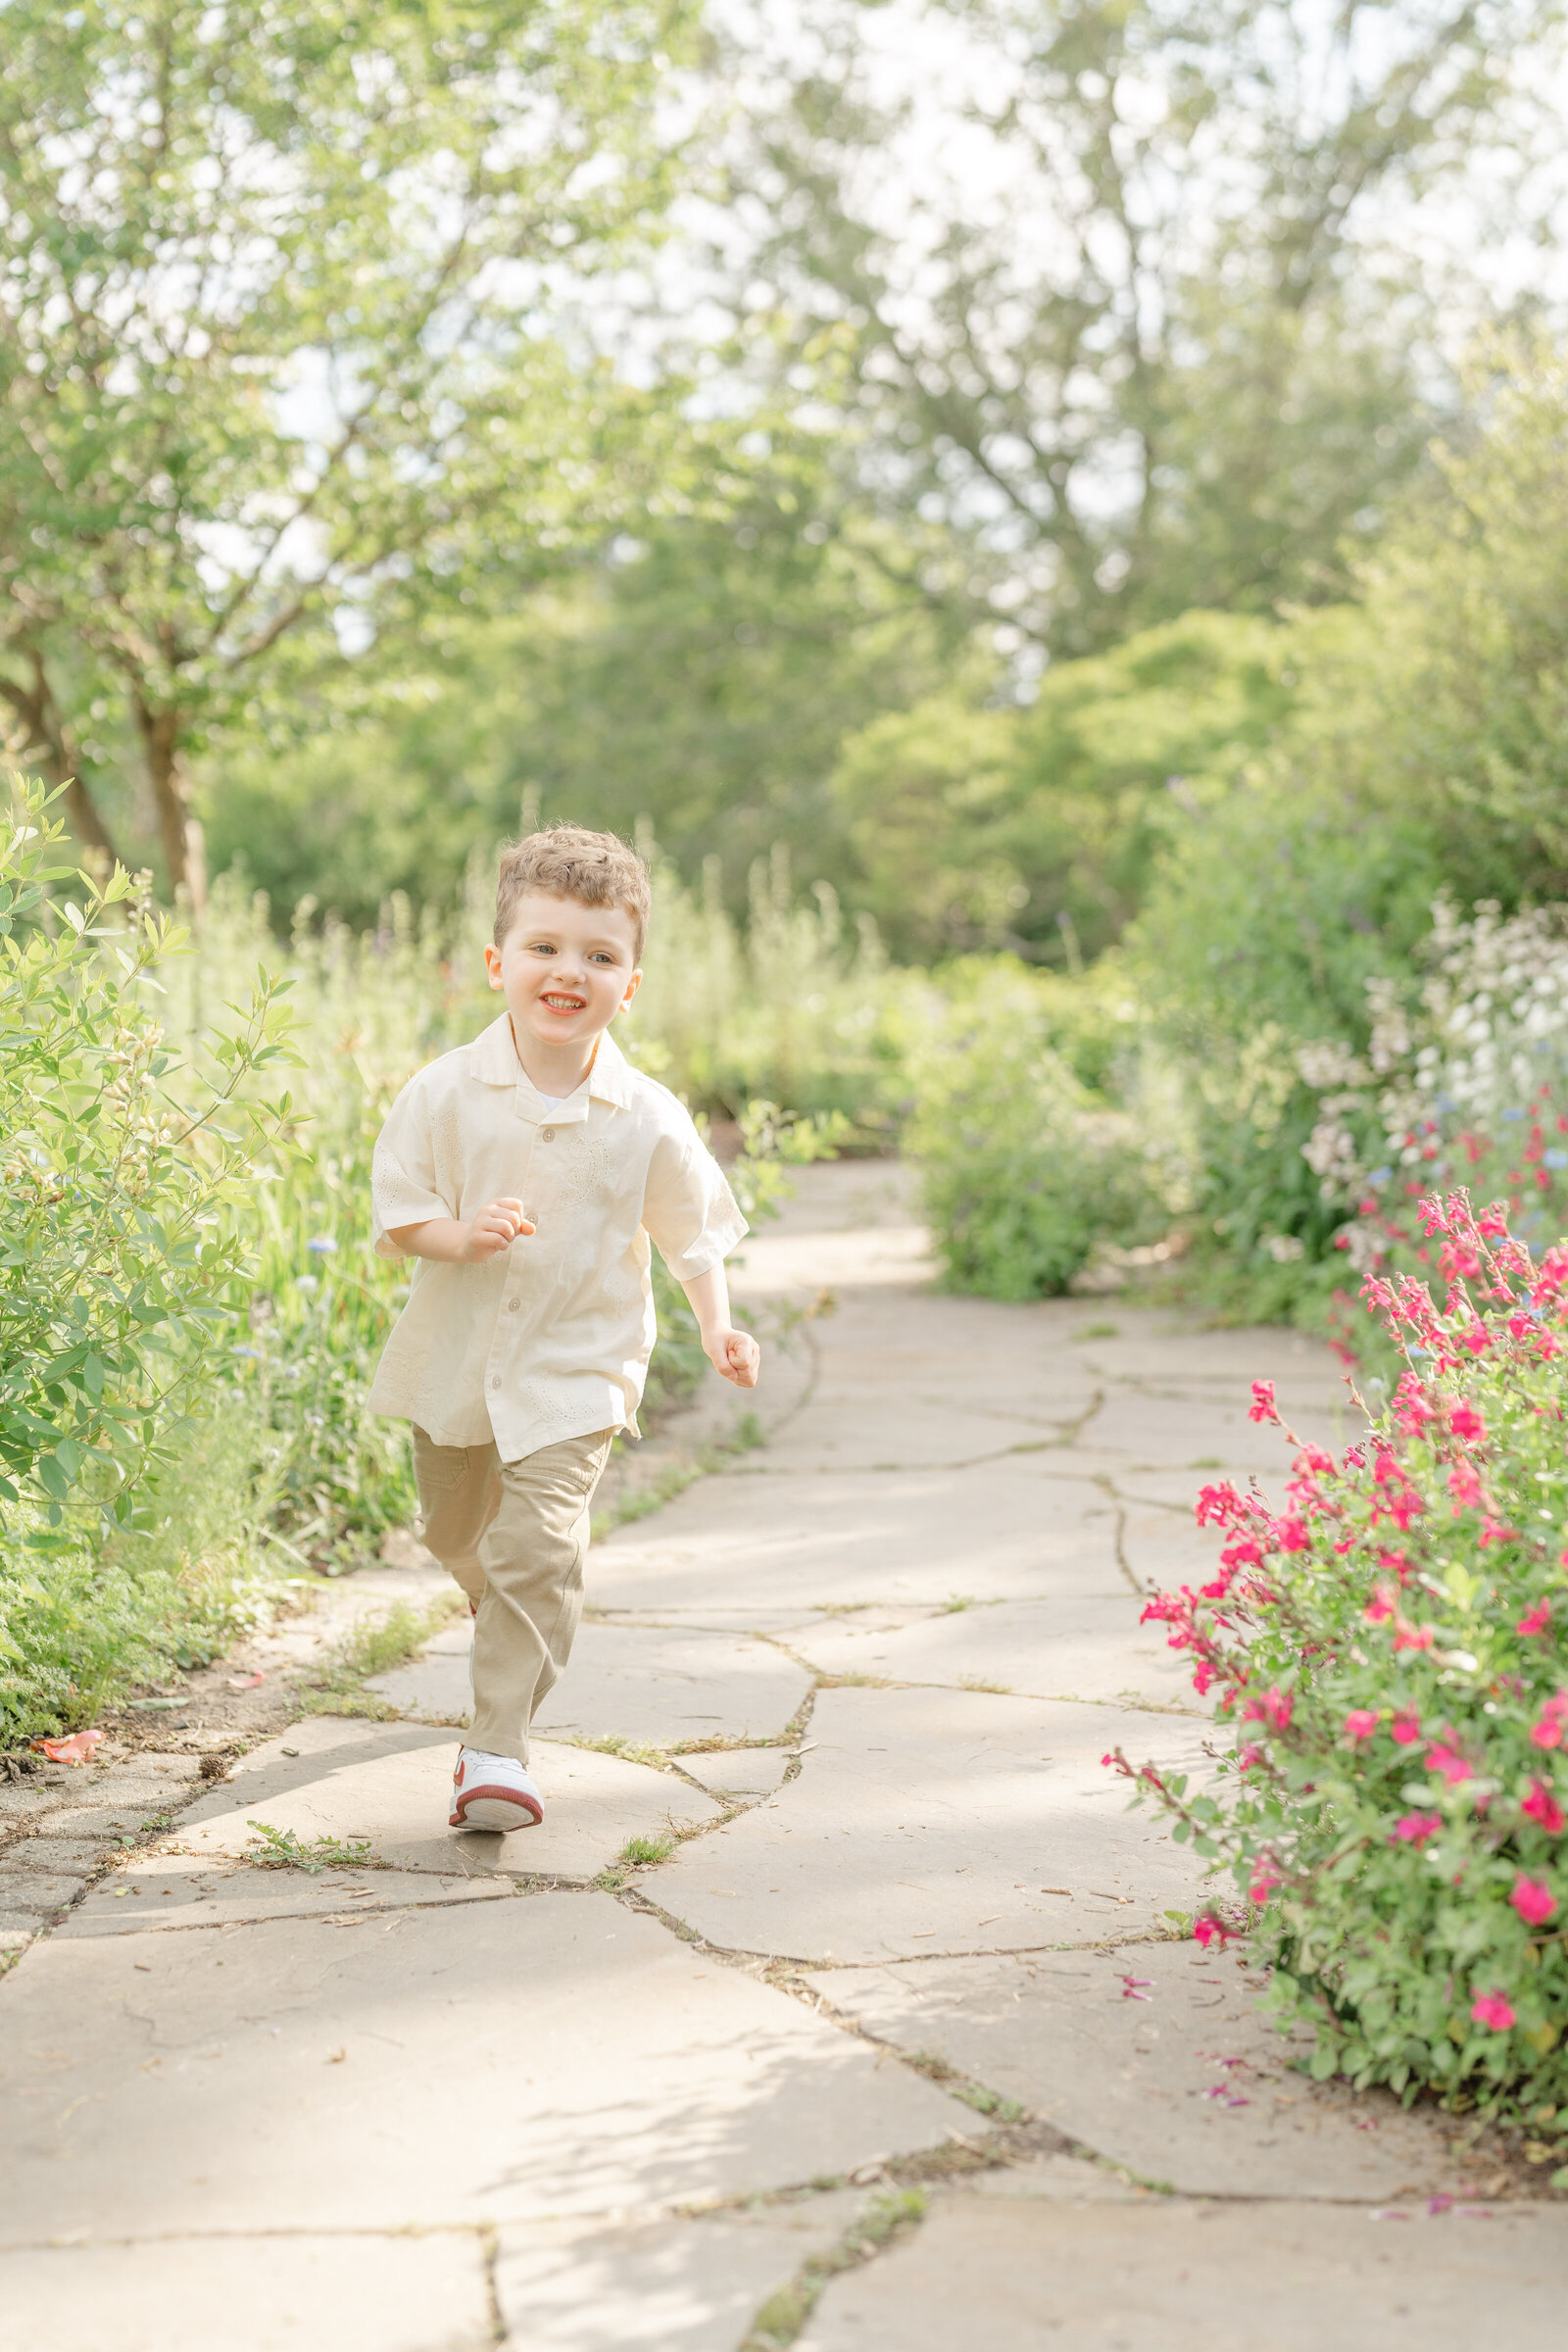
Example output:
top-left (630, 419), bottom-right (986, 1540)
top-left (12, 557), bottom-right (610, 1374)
top-left (412, 1426), bottom-right (616, 1762)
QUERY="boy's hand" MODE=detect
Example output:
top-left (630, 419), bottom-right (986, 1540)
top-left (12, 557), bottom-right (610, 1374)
top-left (460, 1198), bottom-right (534, 1261)
top-left (705, 1327), bottom-right (760, 1390)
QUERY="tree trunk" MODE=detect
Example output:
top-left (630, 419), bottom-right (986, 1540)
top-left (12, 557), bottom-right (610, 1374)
top-left (0, 652), bottom-right (124, 871)
top-left (136, 698), bottom-right (207, 911)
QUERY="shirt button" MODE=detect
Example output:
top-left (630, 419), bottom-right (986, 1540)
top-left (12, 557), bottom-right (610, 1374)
top-left (508, 1298), bottom-right (520, 1311)
top-left (490, 1376), bottom-right (501, 1391)
top-left (541, 1128), bottom-right (555, 1143)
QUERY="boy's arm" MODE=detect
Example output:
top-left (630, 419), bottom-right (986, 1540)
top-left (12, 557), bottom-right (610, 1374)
top-left (388, 1200), bottom-right (534, 1264)
top-left (681, 1262), bottom-right (760, 1389)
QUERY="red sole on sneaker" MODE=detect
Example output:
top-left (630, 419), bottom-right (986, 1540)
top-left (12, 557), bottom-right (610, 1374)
top-left (451, 1789), bottom-right (542, 1832)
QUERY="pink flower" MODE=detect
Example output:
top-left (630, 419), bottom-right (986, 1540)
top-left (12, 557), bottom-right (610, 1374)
top-left (1242, 1686), bottom-right (1293, 1734)
top-left (1273, 1515), bottom-right (1309, 1554)
top-left (1522, 1779), bottom-right (1567, 1835)
top-left (1511, 1875), bottom-right (1557, 1927)
top-left (1344, 1709), bottom-right (1380, 1742)
top-left (1390, 1812), bottom-right (1443, 1845)
top-left (1392, 1710), bottom-right (1422, 1746)
top-left (1394, 1618), bottom-right (1436, 1652)
top-left (1393, 1376), bottom-right (1437, 1434)
top-left (1459, 1322), bottom-right (1492, 1355)
top-left (1249, 1381), bottom-right (1279, 1424)
top-left (1363, 1586), bottom-right (1396, 1625)
top-left (1531, 1715), bottom-right (1565, 1751)
top-left (1517, 1599), bottom-right (1552, 1638)
top-left (1448, 1403), bottom-right (1487, 1444)
top-left (1196, 1482), bottom-right (1245, 1527)
top-left (1193, 1914), bottom-right (1237, 1949)
top-left (1426, 1742), bottom-right (1472, 1787)
top-left (1470, 1992), bottom-right (1516, 2033)
top-left (1448, 1460), bottom-right (1484, 1510)
top-left (1250, 1858), bottom-right (1284, 1903)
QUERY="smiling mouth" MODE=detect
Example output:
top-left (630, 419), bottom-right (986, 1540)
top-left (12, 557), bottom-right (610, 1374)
top-left (541, 993), bottom-right (586, 1013)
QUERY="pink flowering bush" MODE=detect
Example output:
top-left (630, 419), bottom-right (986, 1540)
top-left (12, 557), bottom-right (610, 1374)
top-left (1108, 1191), bottom-right (1568, 2114)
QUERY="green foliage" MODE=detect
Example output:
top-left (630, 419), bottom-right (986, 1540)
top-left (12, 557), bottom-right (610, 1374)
top-left (244, 1822), bottom-right (384, 1875)
top-left (621, 850), bottom-right (901, 1125)
top-left (900, 960), bottom-right (1157, 1298)
top-left (832, 612), bottom-right (1294, 965)
top-left (0, 1399), bottom-right (281, 1740)
top-left (1311, 336), bottom-right (1568, 907)
top-left (729, 0), bottom-right (1552, 660)
top-left (1116, 1195), bottom-right (1568, 2112)
top-left (0, 781), bottom-right (294, 1529)
top-left (0, 0), bottom-right (690, 884)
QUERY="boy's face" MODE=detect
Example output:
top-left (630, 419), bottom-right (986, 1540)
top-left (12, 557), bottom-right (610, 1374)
top-left (484, 891), bottom-right (642, 1060)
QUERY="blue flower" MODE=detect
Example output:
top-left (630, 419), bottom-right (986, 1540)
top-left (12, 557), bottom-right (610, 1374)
top-left (307, 1235), bottom-right (338, 1254)
top-left (233, 1347), bottom-right (260, 1360)
top-left (1545, 1150), bottom-right (1568, 1170)
top-left (1367, 1167), bottom-right (1392, 1188)
top-left (1502, 1106), bottom-right (1527, 1122)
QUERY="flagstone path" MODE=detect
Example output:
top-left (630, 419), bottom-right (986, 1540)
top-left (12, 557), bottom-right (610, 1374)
top-left (3, 1163), bottom-right (1566, 2351)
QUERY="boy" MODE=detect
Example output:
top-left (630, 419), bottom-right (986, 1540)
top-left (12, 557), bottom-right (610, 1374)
top-left (368, 826), bottom-right (760, 1833)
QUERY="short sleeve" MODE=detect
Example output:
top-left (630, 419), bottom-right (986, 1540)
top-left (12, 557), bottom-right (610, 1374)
top-left (370, 1077), bottom-right (453, 1259)
top-left (642, 1122), bottom-right (748, 1282)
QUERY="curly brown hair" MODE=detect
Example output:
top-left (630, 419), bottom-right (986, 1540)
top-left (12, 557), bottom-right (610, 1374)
top-left (494, 825), bottom-right (652, 960)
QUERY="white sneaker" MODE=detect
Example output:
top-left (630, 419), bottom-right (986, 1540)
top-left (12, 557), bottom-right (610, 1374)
top-left (449, 1747), bottom-right (543, 1832)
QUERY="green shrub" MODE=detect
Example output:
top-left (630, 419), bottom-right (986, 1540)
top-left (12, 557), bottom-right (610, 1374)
top-left (1111, 1190), bottom-right (1568, 2115)
top-left (0, 784), bottom-right (292, 1529)
top-left (899, 960), bottom-right (1160, 1298)
top-left (0, 784), bottom-right (294, 1733)
top-left (0, 1401), bottom-right (286, 1739)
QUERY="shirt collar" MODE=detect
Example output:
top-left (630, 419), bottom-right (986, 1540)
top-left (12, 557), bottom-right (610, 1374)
top-left (466, 1012), bottom-right (637, 1115)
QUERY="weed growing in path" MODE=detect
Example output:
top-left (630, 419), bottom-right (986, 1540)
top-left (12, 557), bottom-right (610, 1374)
top-left (245, 1822), bottom-right (386, 1873)
top-left (740, 2191), bottom-right (929, 2349)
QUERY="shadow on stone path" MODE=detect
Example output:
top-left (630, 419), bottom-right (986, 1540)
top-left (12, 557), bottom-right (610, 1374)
top-left (2, 1162), bottom-right (1564, 2350)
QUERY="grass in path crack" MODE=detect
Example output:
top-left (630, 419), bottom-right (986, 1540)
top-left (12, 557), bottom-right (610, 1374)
top-left (296, 1593), bottom-right (465, 1717)
top-left (740, 2191), bottom-right (928, 2349)
top-left (245, 1821), bottom-right (387, 1873)
top-left (904, 2049), bottom-right (1025, 2121)
top-left (618, 1832), bottom-right (678, 1867)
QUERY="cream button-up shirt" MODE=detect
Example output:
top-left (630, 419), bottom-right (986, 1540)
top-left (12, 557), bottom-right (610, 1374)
top-left (367, 1016), bottom-right (747, 1458)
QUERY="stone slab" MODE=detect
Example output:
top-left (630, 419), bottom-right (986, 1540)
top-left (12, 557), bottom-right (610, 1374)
top-left (805, 1943), bottom-right (1461, 2199)
top-left (496, 2196), bottom-right (862, 2351)
top-left (368, 1620), bottom-right (811, 1749)
top-left (1086, 1389), bottom-right (1298, 1472)
top-left (176, 1719), bottom-right (721, 1882)
top-left (798, 2194), bottom-right (1568, 2352)
top-left (729, 1220), bottom-right (936, 1295)
top-left (651, 1686), bottom-right (1205, 1962)
top-left (0, 1838), bottom-right (107, 1871)
top-left (594, 1466), bottom-right (1126, 1613)
top-left (15, 1805), bottom-right (165, 1841)
top-left (0, 1864), bottom-right (90, 1919)
top-left (0, 1894), bottom-right (970, 2243)
top-left (678, 1747), bottom-right (793, 1797)
top-left (59, 1859), bottom-right (517, 1937)
top-left (0, 2231), bottom-right (493, 2352)
top-left (787, 1595), bottom-right (1196, 1712)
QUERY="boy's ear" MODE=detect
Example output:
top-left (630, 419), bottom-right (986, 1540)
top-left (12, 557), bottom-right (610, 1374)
top-left (617, 966), bottom-right (643, 1014)
top-left (483, 943), bottom-right (504, 990)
